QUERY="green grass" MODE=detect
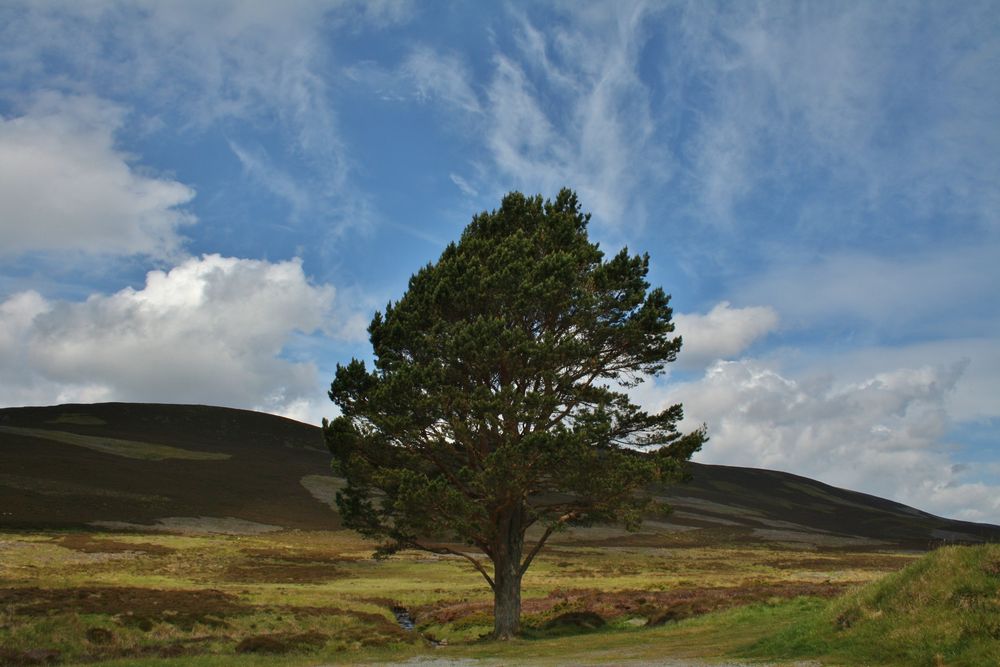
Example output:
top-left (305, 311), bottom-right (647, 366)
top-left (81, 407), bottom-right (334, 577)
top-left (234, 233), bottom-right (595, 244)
top-left (740, 544), bottom-right (1000, 667)
top-left (0, 426), bottom-right (231, 460)
top-left (47, 413), bottom-right (109, 426)
top-left (0, 474), bottom-right (167, 502)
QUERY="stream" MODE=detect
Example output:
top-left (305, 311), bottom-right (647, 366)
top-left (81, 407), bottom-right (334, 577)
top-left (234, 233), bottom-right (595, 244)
top-left (391, 605), bottom-right (415, 631)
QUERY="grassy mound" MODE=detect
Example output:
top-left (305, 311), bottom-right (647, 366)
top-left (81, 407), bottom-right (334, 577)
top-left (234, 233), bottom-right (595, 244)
top-left (744, 544), bottom-right (1000, 666)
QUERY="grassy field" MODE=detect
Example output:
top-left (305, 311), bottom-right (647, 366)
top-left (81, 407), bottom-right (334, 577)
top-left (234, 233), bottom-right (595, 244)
top-left (0, 527), bottom-right (932, 666)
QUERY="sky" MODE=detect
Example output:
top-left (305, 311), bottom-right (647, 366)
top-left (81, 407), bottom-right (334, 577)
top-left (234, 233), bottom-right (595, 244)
top-left (1, 1), bottom-right (998, 524)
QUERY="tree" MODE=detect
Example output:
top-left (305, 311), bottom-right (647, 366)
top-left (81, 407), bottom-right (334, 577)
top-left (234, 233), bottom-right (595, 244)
top-left (325, 189), bottom-right (706, 639)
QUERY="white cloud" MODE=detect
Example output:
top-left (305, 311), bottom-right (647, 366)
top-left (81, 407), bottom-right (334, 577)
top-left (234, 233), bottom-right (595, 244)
top-left (721, 243), bottom-right (1000, 427)
top-left (660, 358), bottom-right (1000, 523)
top-left (485, 54), bottom-right (568, 188)
top-left (0, 254), bottom-right (349, 420)
top-left (449, 173), bottom-right (479, 198)
top-left (403, 46), bottom-right (481, 114)
top-left (673, 302), bottom-right (778, 367)
top-left (0, 94), bottom-right (194, 257)
top-left (228, 140), bottom-right (312, 221)
top-left (790, 338), bottom-right (1000, 425)
top-left (0, 291), bottom-right (51, 402)
top-left (267, 397), bottom-right (337, 429)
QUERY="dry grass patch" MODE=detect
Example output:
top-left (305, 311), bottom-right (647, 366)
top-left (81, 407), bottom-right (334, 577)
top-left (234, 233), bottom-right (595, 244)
top-left (223, 562), bottom-right (343, 584)
top-left (54, 534), bottom-right (175, 556)
top-left (0, 586), bottom-right (249, 629)
top-left (0, 426), bottom-right (230, 461)
top-left (416, 580), bottom-right (852, 630)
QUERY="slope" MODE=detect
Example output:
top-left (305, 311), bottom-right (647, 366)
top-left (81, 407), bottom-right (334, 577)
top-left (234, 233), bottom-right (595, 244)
top-left (0, 402), bottom-right (333, 531)
top-left (1, 402), bottom-right (997, 548)
top-left (741, 543), bottom-right (1000, 666)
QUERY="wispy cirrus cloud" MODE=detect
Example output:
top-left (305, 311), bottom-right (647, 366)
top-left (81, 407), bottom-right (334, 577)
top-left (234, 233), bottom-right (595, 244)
top-left (404, 47), bottom-right (482, 114)
top-left (351, 2), bottom-right (666, 233)
top-left (385, 2), bottom-right (1000, 244)
top-left (228, 140), bottom-right (312, 223)
top-left (483, 2), bottom-right (665, 231)
top-left (674, 1), bottom-right (1000, 235)
top-left (449, 173), bottom-right (479, 198)
top-left (733, 244), bottom-right (1000, 339)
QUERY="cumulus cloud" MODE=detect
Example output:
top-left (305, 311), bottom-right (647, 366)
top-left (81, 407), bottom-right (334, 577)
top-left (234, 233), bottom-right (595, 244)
top-left (813, 339), bottom-right (1000, 425)
top-left (0, 291), bottom-right (52, 402)
top-left (673, 302), bottom-right (778, 367)
top-left (0, 255), bottom-right (347, 420)
top-left (661, 358), bottom-right (1000, 523)
top-left (0, 94), bottom-right (194, 257)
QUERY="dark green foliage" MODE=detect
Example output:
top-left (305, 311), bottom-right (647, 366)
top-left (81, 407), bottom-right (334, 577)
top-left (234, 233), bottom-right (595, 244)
top-left (325, 189), bottom-right (706, 637)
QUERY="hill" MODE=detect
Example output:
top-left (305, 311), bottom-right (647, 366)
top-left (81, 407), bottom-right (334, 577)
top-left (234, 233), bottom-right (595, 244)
top-left (0, 402), bottom-right (332, 531)
top-left (2, 402), bottom-right (998, 548)
top-left (742, 543), bottom-right (1000, 665)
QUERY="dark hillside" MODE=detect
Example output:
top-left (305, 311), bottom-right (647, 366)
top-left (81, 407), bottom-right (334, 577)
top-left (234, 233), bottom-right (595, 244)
top-left (2, 402), bottom-right (998, 548)
top-left (672, 462), bottom-right (1000, 548)
top-left (0, 403), bottom-right (333, 530)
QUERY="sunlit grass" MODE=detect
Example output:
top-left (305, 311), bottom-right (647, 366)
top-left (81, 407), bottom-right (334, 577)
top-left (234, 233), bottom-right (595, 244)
top-left (740, 544), bottom-right (1000, 667)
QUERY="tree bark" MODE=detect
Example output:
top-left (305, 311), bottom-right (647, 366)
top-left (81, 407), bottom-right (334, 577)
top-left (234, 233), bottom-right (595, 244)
top-left (491, 507), bottom-right (525, 640)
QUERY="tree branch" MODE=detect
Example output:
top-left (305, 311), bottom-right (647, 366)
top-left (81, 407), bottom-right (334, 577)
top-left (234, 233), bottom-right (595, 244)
top-left (519, 511), bottom-right (577, 577)
top-left (409, 541), bottom-right (495, 591)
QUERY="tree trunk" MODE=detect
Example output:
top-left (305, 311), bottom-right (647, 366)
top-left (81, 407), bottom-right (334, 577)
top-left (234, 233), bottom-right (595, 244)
top-left (492, 507), bottom-right (525, 640)
top-left (493, 551), bottom-right (522, 639)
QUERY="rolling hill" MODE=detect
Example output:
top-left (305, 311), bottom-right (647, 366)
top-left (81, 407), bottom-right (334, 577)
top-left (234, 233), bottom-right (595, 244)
top-left (2, 402), bottom-right (998, 549)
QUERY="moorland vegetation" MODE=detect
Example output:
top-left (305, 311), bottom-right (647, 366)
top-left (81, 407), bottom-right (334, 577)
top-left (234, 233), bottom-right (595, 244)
top-left (1, 527), bottom-right (996, 666)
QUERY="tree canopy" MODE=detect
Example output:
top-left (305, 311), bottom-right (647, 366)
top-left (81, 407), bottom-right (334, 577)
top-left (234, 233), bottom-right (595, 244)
top-left (325, 189), bottom-right (706, 638)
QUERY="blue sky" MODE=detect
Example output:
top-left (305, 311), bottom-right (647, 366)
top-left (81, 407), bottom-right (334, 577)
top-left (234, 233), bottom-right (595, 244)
top-left (1, 1), bottom-right (998, 523)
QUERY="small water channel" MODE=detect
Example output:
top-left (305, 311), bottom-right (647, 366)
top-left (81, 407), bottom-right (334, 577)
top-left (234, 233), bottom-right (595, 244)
top-left (391, 605), bottom-right (447, 647)
top-left (391, 605), bottom-right (415, 631)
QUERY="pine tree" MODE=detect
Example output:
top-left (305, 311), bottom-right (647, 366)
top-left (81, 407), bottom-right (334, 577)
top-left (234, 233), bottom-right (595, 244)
top-left (325, 189), bottom-right (705, 639)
